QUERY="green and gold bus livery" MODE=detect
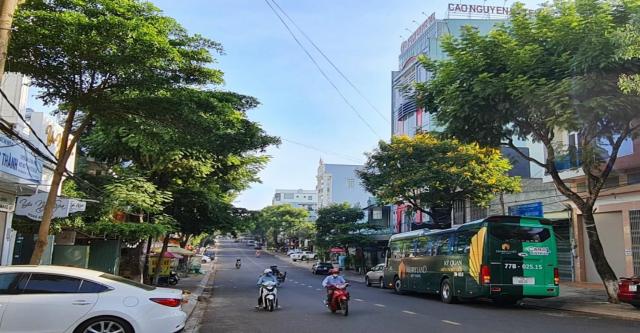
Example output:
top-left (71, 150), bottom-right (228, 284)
top-left (384, 216), bottom-right (560, 304)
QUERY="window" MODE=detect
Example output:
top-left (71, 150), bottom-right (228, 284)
top-left (79, 280), bottom-right (110, 293)
top-left (274, 193), bottom-right (281, 201)
top-left (629, 172), bottom-right (640, 185)
top-left (489, 225), bottom-right (551, 243)
top-left (455, 231), bottom-right (475, 254)
top-left (283, 193), bottom-right (294, 200)
top-left (603, 175), bottom-right (619, 189)
top-left (22, 274), bottom-right (83, 294)
top-left (576, 182), bottom-right (587, 192)
top-left (308, 196), bottom-right (313, 200)
top-left (347, 178), bottom-right (355, 189)
top-left (372, 208), bottom-right (382, 220)
top-left (100, 273), bottom-right (156, 291)
top-left (435, 235), bottom-right (452, 256)
top-left (0, 273), bottom-right (20, 295)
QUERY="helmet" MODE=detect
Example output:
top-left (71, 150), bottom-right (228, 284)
top-left (329, 268), bottom-right (339, 274)
top-left (264, 269), bottom-right (272, 275)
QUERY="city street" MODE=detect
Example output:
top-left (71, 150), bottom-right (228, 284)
top-left (197, 241), bottom-right (640, 333)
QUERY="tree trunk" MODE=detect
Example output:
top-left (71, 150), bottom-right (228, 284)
top-left (0, 0), bottom-right (21, 83)
top-left (152, 234), bottom-right (171, 285)
top-left (142, 236), bottom-right (153, 284)
top-left (29, 164), bottom-right (65, 264)
top-left (180, 234), bottom-right (191, 248)
top-left (582, 209), bottom-right (620, 303)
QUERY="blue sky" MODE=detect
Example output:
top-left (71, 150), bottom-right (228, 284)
top-left (29, 0), bottom-right (539, 210)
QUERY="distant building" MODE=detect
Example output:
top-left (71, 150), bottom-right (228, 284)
top-left (316, 160), bottom-right (371, 209)
top-left (272, 189), bottom-right (318, 221)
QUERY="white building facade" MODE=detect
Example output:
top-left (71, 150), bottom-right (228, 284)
top-left (272, 189), bottom-right (318, 221)
top-left (316, 160), bottom-right (371, 210)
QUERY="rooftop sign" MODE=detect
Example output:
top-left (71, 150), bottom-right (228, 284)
top-left (447, 3), bottom-right (512, 17)
top-left (401, 12), bottom-right (436, 53)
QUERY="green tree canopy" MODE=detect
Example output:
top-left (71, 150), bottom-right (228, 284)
top-left (315, 203), bottom-right (374, 253)
top-left (359, 133), bottom-right (520, 227)
top-left (260, 204), bottom-right (310, 247)
top-left (415, 0), bottom-right (640, 301)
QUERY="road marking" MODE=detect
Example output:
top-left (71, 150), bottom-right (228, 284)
top-left (308, 286), bottom-right (313, 288)
top-left (315, 289), bottom-right (322, 291)
top-left (402, 310), bottom-right (417, 315)
top-left (374, 304), bottom-right (385, 307)
top-left (354, 298), bottom-right (364, 302)
top-left (442, 320), bottom-right (461, 326)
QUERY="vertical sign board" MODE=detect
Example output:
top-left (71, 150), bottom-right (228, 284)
top-left (508, 202), bottom-right (544, 217)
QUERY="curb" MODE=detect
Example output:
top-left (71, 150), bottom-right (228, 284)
top-left (182, 249), bottom-right (218, 333)
top-left (522, 302), bottom-right (640, 322)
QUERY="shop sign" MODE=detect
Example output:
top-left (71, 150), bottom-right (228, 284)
top-left (401, 12), bottom-right (436, 53)
top-left (0, 192), bottom-right (15, 212)
top-left (0, 134), bottom-right (43, 183)
top-left (15, 192), bottom-right (86, 221)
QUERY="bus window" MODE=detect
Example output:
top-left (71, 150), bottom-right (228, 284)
top-left (434, 235), bottom-right (451, 256)
top-left (390, 242), bottom-right (402, 259)
top-left (455, 231), bottom-right (475, 254)
top-left (490, 225), bottom-right (551, 243)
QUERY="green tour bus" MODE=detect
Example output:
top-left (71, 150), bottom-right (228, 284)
top-left (383, 216), bottom-right (560, 304)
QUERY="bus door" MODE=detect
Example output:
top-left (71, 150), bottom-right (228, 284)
top-left (487, 221), bottom-right (557, 297)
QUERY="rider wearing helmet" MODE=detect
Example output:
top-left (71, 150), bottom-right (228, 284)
top-left (321, 268), bottom-right (346, 305)
top-left (256, 268), bottom-right (278, 308)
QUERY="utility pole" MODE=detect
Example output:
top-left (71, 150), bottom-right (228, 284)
top-left (0, 0), bottom-right (21, 82)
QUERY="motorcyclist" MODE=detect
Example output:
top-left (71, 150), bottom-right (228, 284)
top-left (322, 268), bottom-right (346, 305)
top-left (235, 258), bottom-right (241, 268)
top-left (256, 268), bottom-right (278, 308)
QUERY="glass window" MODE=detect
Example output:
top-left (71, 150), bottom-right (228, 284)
top-left (455, 231), bottom-right (475, 254)
top-left (283, 193), bottom-right (294, 200)
top-left (22, 274), bottom-right (82, 294)
top-left (347, 178), bottom-right (356, 189)
top-left (424, 238), bottom-right (436, 256)
top-left (100, 273), bottom-right (156, 291)
top-left (373, 208), bottom-right (383, 220)
top-left (79, 280), bottom-right (110, 293)
top-left (435, 234), bottom-right (452, 256)
top-left (0, 273), bottom-right (20, 295)
top-left (489, 225), bottom-right (551, 243)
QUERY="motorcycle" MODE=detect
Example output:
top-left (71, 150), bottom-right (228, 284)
top-left (158, 270), bottom-right (179, 286)
top-left (327, 283), bottom-right (349, 316)
top-left (235, 259), bottom-right (241, 269)
top-left (259, 281), bottom-right (278, 312)
top-left (270, 265), bottom-right (286, 284)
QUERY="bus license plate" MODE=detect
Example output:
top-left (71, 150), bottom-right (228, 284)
top-left (513, 277), bottom-right (535, 285)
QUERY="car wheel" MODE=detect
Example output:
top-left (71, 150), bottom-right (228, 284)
top-left (633, 304), bottom-right (640, 309)
top-left (379, 277), bottom-right (385, 288)
top-left (440, 278), bottom-right (457, 304)
top-left (293, 259), bottom-right (297, 262)
top-left (74, 316), bottom-right (133, 333)
top-left (393, 276), bottom-right (403, 294)
top-left (365, 276), bottom-right (371, 287)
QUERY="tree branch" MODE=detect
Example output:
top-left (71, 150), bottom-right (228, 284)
top-left (590, 125), bottom-right (632, 202)
top-left (502, 137), bottom-right (547, 168)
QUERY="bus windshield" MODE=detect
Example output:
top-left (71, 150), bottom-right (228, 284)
top-left (489, 224), bottom-right (551, 243)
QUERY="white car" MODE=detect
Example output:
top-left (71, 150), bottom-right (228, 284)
top-left (0, 265), bottom-right (186, 333)
top-left (290, 251), bottom-right (317, 261)
top-left (287, 249), bottom-right (302, 256)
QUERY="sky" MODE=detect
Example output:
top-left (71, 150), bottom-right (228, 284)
top-left (28, 0), bottom-right (539, 210)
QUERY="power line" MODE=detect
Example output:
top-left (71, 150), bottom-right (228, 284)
top-left (282, 138), bottom-right (362, 163)
top-left (263, 0), bottom-right (383, 139)
top-left (270, 0), bottom-right (390, 124)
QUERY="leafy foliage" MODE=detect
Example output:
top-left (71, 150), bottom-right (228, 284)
top-left (260, 204), bottom-right (310, 246)
top-left (359, 133), bottom-right (520, 226)
top-left (314, 203), bottom-right (375, 250)
top-left (415, 0), bottom-right (640, 300)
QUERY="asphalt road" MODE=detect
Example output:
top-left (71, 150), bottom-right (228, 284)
top-left (197, 241), bottom-right (640, 333)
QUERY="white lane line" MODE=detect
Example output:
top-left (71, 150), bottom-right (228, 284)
top-left (441, 320), bottom-right (461, 326)
top-left (374, 304), bottom-right (385, 307)
top-left (402, 310), bottom-right (417, 315)
top-left (354, 298), bottom-right (364, 302)
top-left (315, 289), bottom-right (322, 291)
top-left (308, 286), bottom-right (313, 288)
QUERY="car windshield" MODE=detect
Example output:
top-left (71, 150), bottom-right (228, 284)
top-left (100, 273), bottom-right (156, 291)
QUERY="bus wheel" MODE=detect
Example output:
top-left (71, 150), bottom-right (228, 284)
top-left (393, 277), bottom-right (402, 294)
top-left (440, 278), bottom-right (457, 304)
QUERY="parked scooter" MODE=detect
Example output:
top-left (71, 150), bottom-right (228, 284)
top-left (235, 259), bottom-right (241, 269)
top-left (158, 270), bottom-right (179, 286)
top-left (327, 283), bottom-right (350, 316)
top-left (259, 281), bottom-right (278, 312)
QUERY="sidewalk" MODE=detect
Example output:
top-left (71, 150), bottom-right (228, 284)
top-left (521, 282), bottom-right (640, 321)
top-left (176, 262), bottom-right (215, 320)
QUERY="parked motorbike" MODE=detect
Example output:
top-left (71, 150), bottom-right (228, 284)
top-left (235, 259), bottom-right (241, 269)
top-left (158, 270), bottom-right (179, 286)
top-left (259, 281), bottom-right (278, 312)
top-left (327, 283), bottom-right (349, 316)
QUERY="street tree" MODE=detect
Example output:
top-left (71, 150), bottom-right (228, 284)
top-left (260, 205), bottom-right (309, 248)
top-left (315, 203), bottom-right (374, 262)
top-left (358, 133), bottom-right (520, 227)
top-left (8, 0), bottom-right (223, 264)
top-left (415, 0), bottom-right (640, 301)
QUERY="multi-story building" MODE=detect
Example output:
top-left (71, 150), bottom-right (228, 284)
top-left (272, 189), bottom-right (318, 221)
top-left (316, 160), bottom-right (371, 210)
